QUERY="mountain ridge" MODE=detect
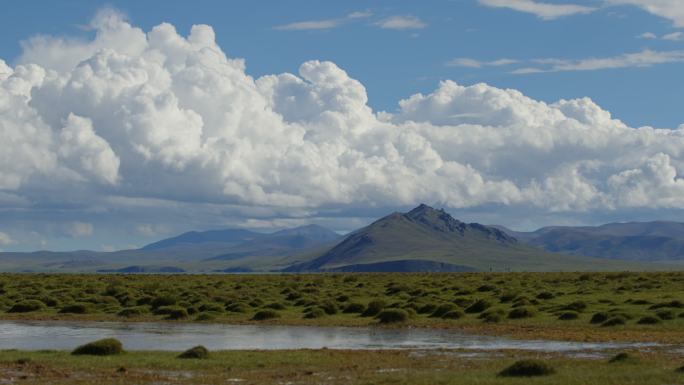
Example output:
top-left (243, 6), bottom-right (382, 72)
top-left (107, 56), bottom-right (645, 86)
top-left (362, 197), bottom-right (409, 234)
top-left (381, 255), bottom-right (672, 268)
top-left (140, 229), bottom-right (263, 251)
top-left (284, 204), bottom-right (639, 272)
top-left (0, 206), bottom-right (680, 272)
top-left (500, 221), bottom-right (684, 261)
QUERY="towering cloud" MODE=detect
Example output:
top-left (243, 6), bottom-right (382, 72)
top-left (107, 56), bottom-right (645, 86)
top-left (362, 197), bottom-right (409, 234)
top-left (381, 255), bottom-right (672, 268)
top-left (1, 9), bottom-right (684, 247)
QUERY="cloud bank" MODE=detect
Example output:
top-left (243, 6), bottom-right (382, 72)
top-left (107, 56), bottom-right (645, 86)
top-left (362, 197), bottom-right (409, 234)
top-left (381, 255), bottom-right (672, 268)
top-left (274, 11), bottom-right (373, 31)
top-left (478, 0), bottom-right (596, 20)
top-left (374, 15), bottom-right (426, 30)
top-left (447, 58), bottom-right (518, 68)
top-left (511, 49), bottom-right (684, 74)
top-left (2, 9), bottom-right (684, 247)
top-left (480, 0), bottom-right (684, 27)
top-left (605, 0), bottom-right (684, 28)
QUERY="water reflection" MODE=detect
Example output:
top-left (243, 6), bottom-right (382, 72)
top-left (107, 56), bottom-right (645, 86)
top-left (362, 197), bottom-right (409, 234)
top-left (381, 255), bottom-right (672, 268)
top-left (0, 321), bottom-right (664, 352)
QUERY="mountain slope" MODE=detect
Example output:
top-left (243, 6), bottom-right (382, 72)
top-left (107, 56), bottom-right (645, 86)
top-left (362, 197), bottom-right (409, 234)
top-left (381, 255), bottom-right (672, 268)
top-left (141, 229), bottom-right (262, 250)
top-left (0, 225), bottom-right (341, 272)
top-left (285, 204), bottom-right (641, 272)
top-left (507, 221), bottom-right (684, 261)
top-left (0, 213), bottom-right (673, 272)
top-left (207, 225), bottom-right (341, 261)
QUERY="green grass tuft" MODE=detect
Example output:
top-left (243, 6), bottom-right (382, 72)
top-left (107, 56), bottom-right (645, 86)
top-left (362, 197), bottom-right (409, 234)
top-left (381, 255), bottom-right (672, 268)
top-left (252, 310), bottom-right (280, 321)
top-left (499, 359), bottom-right (554, 377)
top-left (178, 345), bottom-right (209, 359)
top-left (376, 308), bottom-right (409, 324)
top-left (72, 338), bottom-right (123, 356)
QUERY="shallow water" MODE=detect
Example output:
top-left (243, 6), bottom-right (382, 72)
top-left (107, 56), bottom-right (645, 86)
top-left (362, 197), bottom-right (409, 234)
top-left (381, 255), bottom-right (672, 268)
top-left (0, 321), bottom-right (663, 352)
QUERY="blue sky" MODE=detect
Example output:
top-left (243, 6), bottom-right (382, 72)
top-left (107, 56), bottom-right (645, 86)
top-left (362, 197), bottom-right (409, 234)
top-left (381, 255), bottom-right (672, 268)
top-left (1, 0), bottom-right (682, 128)
top-left (1, 0), bottom-right (684, 251)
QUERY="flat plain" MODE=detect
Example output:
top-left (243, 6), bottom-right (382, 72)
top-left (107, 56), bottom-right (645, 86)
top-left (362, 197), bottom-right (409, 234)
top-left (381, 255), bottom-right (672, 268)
top-left (1, 348), bottom-right (683, 385)
top-left (1, 272), bottom-right (684, 342)
top-left (2, 272), bottom-right (684, 384)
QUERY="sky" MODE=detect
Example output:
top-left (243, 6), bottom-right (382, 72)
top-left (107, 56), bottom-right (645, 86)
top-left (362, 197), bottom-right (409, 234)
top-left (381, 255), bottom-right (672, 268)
top-left (0, 0), bottom-right (684, 251)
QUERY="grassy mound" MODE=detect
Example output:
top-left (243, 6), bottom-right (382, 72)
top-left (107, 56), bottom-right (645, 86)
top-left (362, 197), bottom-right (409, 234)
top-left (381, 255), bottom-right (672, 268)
top-left (376, 308), bottom-right (409, 323)
top-left (59, 303), bottom-right (92, 314)
top-left (441, 310), bottom-right (465, 319)
top-left (562, 301), bottom-right (587, 312)
top-left (153, 305), bottom-right (189, 320)
top-left (165, 307), bottom-right (189, 320)
top-left (608, 352), bottom-right (632, 363)
top-left (656, 310), bottom-right (675, 320)
top-left (8, 300), bottom-right (45, 313)
top-left (601, 316), bottom-right (627, 327)
top-left (343, 303), bottom-right (365, 314)
top-left (590, 312), bottom-right (609, 324)
top-left (178, 345), bottom-right (209, 359)
top-left (465, 299), bottom-right (491, 314)
top-left (72, 338), bottom-right (123, 356)
top-left (304, 307), bottom-right (326, 319)
top-left (479, 309), bottom-right (505, 323)
top-left (637, 316), bottom-right (661, 325)
top-left (499, 359), bottom-right (554, 377)
top-left (430, 304), bottom-right (456, 318)
top-left (508, 307), bottom-right (536, 319)
top-left (195, 312), bottom-right (216, 321)
top-left (252, 310), bottom-right (280, 321)
top-left (117, 306), bottom-right (149, 317)
top-left (558, 311), bottom-right (579, 320)
top-left (362, 300), bottom-right (386, 317)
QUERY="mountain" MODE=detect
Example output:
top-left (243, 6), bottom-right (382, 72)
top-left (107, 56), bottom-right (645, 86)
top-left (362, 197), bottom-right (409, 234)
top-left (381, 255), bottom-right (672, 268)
top-left (141, 225), bottom-right (340, 261)
top-left (328, 259), bottom-right (477, 273)
top-left (271, 224), bottom-right (342, 245)
top-left (141, 229), bottom-right (262, 250)
top-left (0, 210), bottom-right (673, 272)
top-left (206, 225), bottom-right (341, 261)
top-left (284, 204), bottom-right (642, 272)
top-left (97, 265), bottom-right (186, 273)
top-left (0, 225), bottom-right (340, 273)
top-left (503, 221), bottom-right (684, 261)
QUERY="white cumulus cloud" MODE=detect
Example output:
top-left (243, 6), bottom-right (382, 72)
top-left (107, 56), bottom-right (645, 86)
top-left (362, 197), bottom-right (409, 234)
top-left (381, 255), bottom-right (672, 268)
top-left (58, 113), bottom-right (120, 185)
top-left (2, 9), bottom-right (684, 244)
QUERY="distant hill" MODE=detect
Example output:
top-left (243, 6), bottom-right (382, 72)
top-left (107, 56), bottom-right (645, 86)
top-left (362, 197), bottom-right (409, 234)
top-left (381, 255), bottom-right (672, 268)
top-left (141, 229), bottom-right (262, 250)
top-left (0, 209), bottom-right (675, 272)
top-left (207, 224), bottom-right (341, 261)
top-left (97, 265), bottom-right (186, 273)
top-left (501, 221), bottom-right (684, 261)
top-left (0, 225), bottom-right (341, 273)
top-left (328, 259), bottom-right (477, 273)
top-left (285, 204), bottom-right (640, 272)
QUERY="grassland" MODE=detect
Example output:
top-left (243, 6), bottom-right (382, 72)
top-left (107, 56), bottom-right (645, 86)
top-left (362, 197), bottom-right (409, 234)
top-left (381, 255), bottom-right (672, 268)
top-left (2, 272), bottom-right (684, 342)
top-left (1, 348), bottom-right (684, 385)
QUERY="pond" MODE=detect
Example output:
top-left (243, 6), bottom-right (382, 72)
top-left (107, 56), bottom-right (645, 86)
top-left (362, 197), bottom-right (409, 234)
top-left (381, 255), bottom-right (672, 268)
top-left (0, 321), bottom-right (663, 353)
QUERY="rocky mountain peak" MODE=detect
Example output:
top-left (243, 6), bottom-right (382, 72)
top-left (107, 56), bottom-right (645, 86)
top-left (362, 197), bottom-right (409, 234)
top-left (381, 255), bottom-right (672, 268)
top-left (404, 203), bottom-right (466, 234)
top-left (403, 204), bottom-right (515, 243)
